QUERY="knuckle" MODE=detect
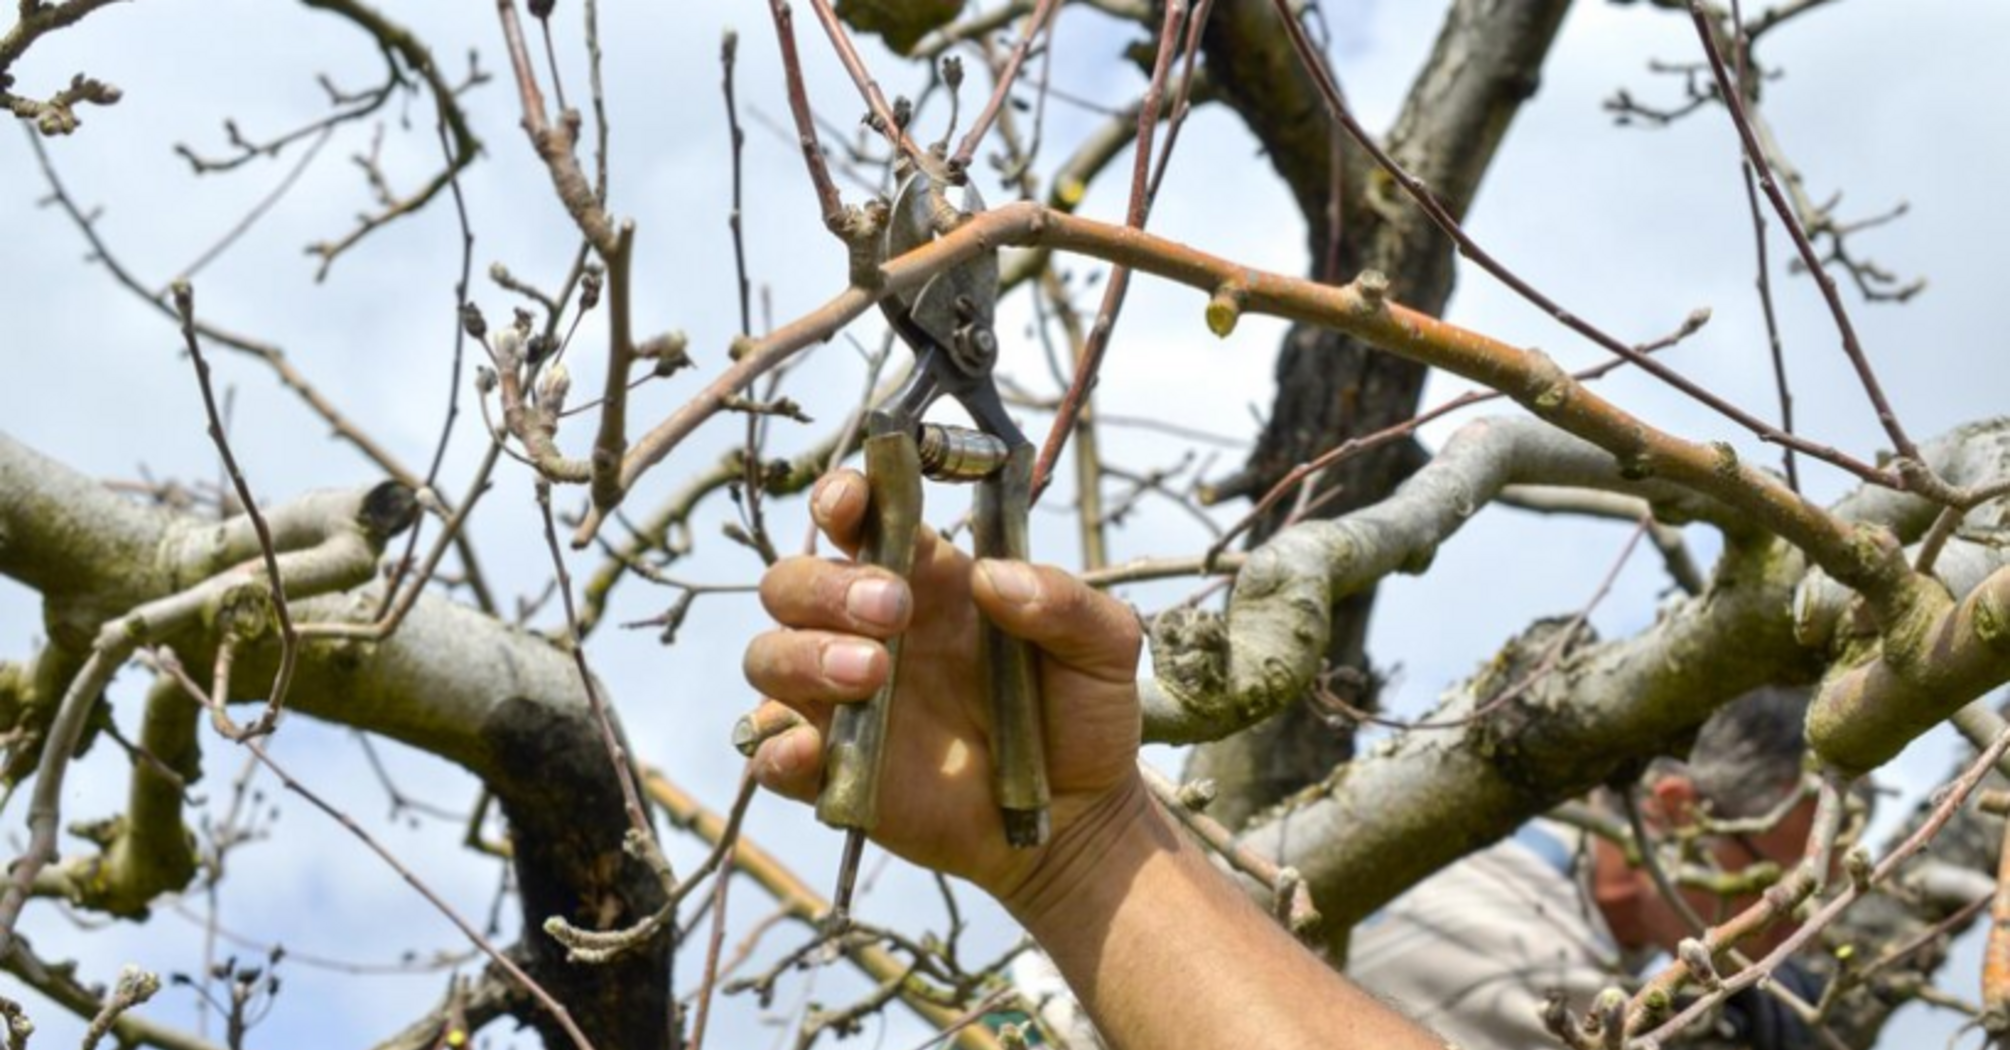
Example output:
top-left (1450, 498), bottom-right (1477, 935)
top-left (1116, 609), bottom-right (1145, 665)
top-left (1036, 563), bottom-right (1086, 615)
top-left (814, 561), bottom-right (869, 625)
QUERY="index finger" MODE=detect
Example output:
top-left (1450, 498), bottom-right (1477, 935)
top-left (808, 467), bottom-right (968, 603)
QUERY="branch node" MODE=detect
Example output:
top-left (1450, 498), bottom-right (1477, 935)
top-left (1710, 440), bottom-right (1740, 479)
top-left (1843, 845), bottom-right (1873, 890)
top-left (840, 199), bottom-right (890, 289)
top-left (1352, 268), bottom-right (1391, 310)
top-left (1175, 777), bottom-right (1218, 812)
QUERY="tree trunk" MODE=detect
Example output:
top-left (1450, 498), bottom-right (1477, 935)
top-left (1188, 0), bottom-right (1574, 828)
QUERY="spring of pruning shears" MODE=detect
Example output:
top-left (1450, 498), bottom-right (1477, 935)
top-left (815, 158), bottom-right (1051, 924)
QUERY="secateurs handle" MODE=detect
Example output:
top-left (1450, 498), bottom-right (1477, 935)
top-left (973, 443), bottom-right (1051, 848)
top-left (814, 417), bottom-right (921, 925)
top-left (816, 418), bottom-right (923, 839)
top-left (813, 420), bottom-right (1055, 921)
top-left (814, 157), bottom-right (1050, 926)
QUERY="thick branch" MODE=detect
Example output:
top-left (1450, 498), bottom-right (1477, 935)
top-left (1239, 529), bottom-right (1815, 944)
top-left (1140, 416), bottom-right (1741, 743)
top-left (591, 203), bottom-right (1892, 597)
top-left (0, 433), bottom-right (668, 1048)
top-left (45, 674), bottom-right (201, 918)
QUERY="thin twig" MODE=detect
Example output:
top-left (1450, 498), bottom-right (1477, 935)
top-left (379, 115), bottom-right (486, 621)
top-left (1264, 0), bottom-right (1898, 490)
top-left (168, 124), bottom-right (336, 290)
top-left (800, 0), bottom-right (925, 163)
top-left (174, 283), bottom-right (298, 738)
top-left (534, 482), bottom-right (663, 878)
top-left (1685, 1), bottom-right (1918, 467)
top-left (946, 0), bottom-right (1062, 178)
top-left (765, 0), bottom-right (846, 229)
top-left (687, 768), bottom-right (756, 1050)
top-left (722, 31), bottom-right (780, 568)
top-left (1141, 766), bottom-right (1320, 939)
top-left (1725, 0), bottom-right (1799, 493)
top-left (1031, 0), bottom-right (1190, 499)
top-left (1205, 311), bottom-right (1705, 566)
top-left (148, 650), bottom-right (598, 1050)
top-left (1632, 731), bottom-right (2010, 1046)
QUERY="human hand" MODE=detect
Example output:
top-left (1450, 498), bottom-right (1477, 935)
top-left (739, 469), bottom-right (1145, 908)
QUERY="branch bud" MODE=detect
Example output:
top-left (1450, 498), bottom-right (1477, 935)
top-left (461, 302), bottom-right (488, 340)
top-left (1676, 938), bottom-right (1720, 989)
top-left (490, 329), bottom-right (525, 371)
top-left (1844, 846), bottom-right (1873, 890)
top-left (1592, 987), bottom-right (1627, 1048)
top-left (525, 332), bottom-right (559, 367)
top-left (1354, 268), bottom-right (1391, 309)
top-left (539, 362), bottom-right (572, 415)
top-left (1175, 778), bottom-right (1218, 811)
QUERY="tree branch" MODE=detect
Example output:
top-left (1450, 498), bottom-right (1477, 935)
top-left (0, 434), bottom-right (670, 1048)
top-left (1140, 416), bottom-right (1743, 744)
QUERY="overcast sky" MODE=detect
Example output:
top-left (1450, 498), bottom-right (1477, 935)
top-left (3, 0), bottom-right (2006, 1046)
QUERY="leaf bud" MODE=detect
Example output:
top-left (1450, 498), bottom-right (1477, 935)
top-left (460, 303), bottom-right (487, 340)
top-left (525, 332), bottom-right (559, 367)
top-left (490, 329), bottom-right (524, 371)
top-left (538, 362), bottom-right (572, 413)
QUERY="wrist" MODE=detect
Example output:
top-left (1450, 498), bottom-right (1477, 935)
top-left (994, 774), bottom-right (1158, 932)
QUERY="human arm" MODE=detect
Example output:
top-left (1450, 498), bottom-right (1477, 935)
top-left (740, 469), bottom-right (1445, 1049)
top-left (1004, 775), bottom-right (1446, 1050)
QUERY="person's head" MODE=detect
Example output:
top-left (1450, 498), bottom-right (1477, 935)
top-left (1590, 685), bottom-right (1813, 955)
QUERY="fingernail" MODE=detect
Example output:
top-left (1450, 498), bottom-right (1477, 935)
top-left (981, 560), bottom-right (1040, 605)
top-left (846, 576), bottom-right (906, 628)
top-left (731, 714), bottom-right (760, 756)
top-left (814, 479), bottom-right (848, 522)
top-left (732, 708), bottom-right (804, 757)
top-left (821, 640), bottom-right (880, 686)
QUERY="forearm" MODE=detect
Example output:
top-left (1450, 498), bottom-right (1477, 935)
top-left (1005, 779), bottom-right (1446, 1050)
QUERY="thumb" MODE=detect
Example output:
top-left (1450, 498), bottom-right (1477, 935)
top-left (809, 470), bottom-right (870, 557)
top-left (970, 559), bottom-right (1141, 684)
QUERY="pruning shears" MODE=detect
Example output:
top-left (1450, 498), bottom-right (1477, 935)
top-left (816, 157), bottom-right (1050, 920)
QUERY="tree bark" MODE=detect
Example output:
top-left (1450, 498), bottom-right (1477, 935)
top-left (1189, 0), bottom-right (1575, 828)
top-left (0, 432), bottom-right (670, 1050)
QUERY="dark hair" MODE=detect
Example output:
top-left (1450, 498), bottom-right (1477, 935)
top-left (1679, 685), bottom-right (1810, 819)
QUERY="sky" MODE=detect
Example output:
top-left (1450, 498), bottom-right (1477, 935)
top-left (2, 0), bottom-right (2007, 1047)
